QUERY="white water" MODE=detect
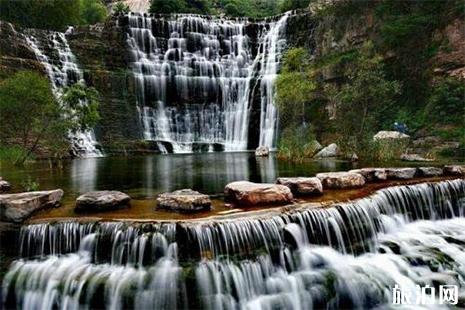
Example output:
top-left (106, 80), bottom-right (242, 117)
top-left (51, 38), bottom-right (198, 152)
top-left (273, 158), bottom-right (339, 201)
top-left (25, 31), bottom-right (103, 157)
top-left (126, 13), bottom-right (288, 153)
top-left (3, 180), bottom-right (464, 309)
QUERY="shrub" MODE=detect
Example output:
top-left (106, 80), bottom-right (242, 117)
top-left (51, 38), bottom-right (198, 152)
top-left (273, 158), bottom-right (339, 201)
top-left (80, 0), bottom-right (107, 25)
top-left (113, 1), bottom-right (130, 14)
top-left (21, 177), bottom-right (40, 192)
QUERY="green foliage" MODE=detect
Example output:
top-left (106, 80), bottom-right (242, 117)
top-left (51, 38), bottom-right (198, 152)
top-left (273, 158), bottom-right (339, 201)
top-left (150, 0), bottom-right (211, 14)
top-left (277, 124), bottom-right (316, 162)
top-left (278, 0), bottom-right (310, 13)
top-left (0, 71), bottom-right (100, 164)
top-left (113, 1), bottom-right (130, 14)
top-left (80, 0), bottom-right (107, 25)
top-left (21, 176), bottom-right (40, 192)
top-left (0, 146), bottom-right (30, 164)
top-left (0, 0), bottom-right (80, 31)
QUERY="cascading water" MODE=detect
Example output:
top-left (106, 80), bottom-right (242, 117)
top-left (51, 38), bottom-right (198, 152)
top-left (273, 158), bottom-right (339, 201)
top-left (25, 31), bottom-right (103, 157)
top-left (3, 179), bottom-right (465, 309)
top-left (125, 13), bottom-right (289, 153)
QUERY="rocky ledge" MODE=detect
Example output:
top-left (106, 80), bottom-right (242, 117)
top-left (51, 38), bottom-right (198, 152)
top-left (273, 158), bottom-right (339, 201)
top-left (75, 191), bottom-right (131, 213)
top-left (156, 189), bottom-right (211, 212)
top-left (0, 190), bottom-right (63, 223)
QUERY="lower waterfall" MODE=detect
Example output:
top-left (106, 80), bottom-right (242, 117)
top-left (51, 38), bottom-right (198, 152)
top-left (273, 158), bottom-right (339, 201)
top-left (125, 13), bottom-right (289, 153)
top-left (25, 31), bottom-right (103, 158)
top-left (3, 179), bottom-right (464, 309)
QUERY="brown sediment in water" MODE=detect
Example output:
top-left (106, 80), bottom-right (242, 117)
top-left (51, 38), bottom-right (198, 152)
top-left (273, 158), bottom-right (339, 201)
top-left (27, 176), bottom-right (462, 225)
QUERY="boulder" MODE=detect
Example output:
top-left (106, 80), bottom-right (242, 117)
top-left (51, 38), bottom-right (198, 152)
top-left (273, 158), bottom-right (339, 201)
top-left (314, 143), bottom-right (338, 158)
top-left (373, 131), bottom-right (410, 141)
top-left (0, 178), bottom-right (11, 192)
top-left (255, 146), bottom-right (270, 157)
top-left (156, 189), bottom-right (211, 212)
top-left (444, 165), bottom-right (465, 176)
top-left (316, 172), bottom-right (365, 189)
top-left (0, 189), bottom-right (64, 223)
top-left (75, 191), bottom-right (131, 213)
top-left (276, 177), bottom-right (323, 195)
top-left (386, 168), bottom-right (417, 179)
top-left (224, 181), bottom-right (293, 206)
top-left (350, 153), bottom-right (359, 162)
top-left (348, 168), bottom-right (387, 182)
top-left (400, 153), bottom-right (434, 162)
top-left (417, 167), bottom-right (443, 177)
top-left (306, 140), bottom-right (323, 155)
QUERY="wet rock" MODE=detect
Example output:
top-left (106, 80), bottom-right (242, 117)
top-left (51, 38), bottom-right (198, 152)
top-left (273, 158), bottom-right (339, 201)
top-left (348, 168), bottom-right (387, 182)
top-left (224, 181), bottom-right (293, 206)
top-left (350, 153), bottom-right (359, 162)
top-left (386, 168), bottom-right (417, 179)
top-left (0, 189), bottom-right (64, 223)
top-left (156, 189), bottom-right (211, 212)
top-left (373, 131), bottom-right (410, 140)
top-left (417, 167), bottom-right (443, 177)
top-left (255, 146), bottom-right (270, 157)
top-left (316, 172), bottom-right (365, 189)
top-left (400, 153), bottom-right (434, 162)
top-left (444, 165), bottom-right (465, 176)
top-left (314, 143), bottom-right (338, 158)
top-left (75, 191), bottom-right (131, 213)
top-left (0, 178), bottom-right (11, 193)
top-left (276, 177), bottom-right (323, 195)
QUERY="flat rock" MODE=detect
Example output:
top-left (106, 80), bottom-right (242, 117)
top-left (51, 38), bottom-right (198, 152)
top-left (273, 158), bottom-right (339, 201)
top-left (156, 189), bottom-right (211, 212)
top-left (349, 168), bottom-right (387, 182)
top-left (224, 181), bottom-right (293, 206)
top-left (400, 153), bottom-right (434, 162)
top-left (75, 191), bottom-right (131, 213)
top-left (417, 167), bottom-right (443, 177)
top-left (444, 165), bottom-right (465, 176)
top-left (314, 143), bottom-right (338, 158)
top-left (0, 189), bottom-right (63, 223)
top-left (276, 177), bottom-right (323, 195)
top-left (316, 172), bottom-right (365, 189)
top-left (386, 168), bottom-right (417, 179)
top-left (373, 131), bottom-right (410, 140)
top-left (255, 146), bottom-right (270, 157)
top-left (0, 178), bottom-right (11, 192)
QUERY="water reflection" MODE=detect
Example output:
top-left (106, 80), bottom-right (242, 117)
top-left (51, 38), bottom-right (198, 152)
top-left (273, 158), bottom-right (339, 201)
top-left (71, 158), bottom-right (99, 193)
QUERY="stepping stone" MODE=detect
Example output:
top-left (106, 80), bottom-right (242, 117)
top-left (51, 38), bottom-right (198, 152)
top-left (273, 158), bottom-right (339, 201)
top-left (386, 168), bottom-right (417, 179)
top-left (224, 181), bottom-right (293, 206)
top-left (417, 167), bottom-right (443, 177)
top-left (276, 177), bottom-right (323, 195)
top-left (75, 191), bottom-right (131, 213)
top-left (349, 168), bottom-right (387, 182)
top-left (316, 172), bottom-right (365, 189)
top-left (156, 189), bottom-right (211, 212)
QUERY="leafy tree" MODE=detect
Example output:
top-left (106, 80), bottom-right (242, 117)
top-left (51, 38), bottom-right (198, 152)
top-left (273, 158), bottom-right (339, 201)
top-left (80, 0), bottom-right (107, 25)
top-left (150, 0), bottom-right (187, 14)
top-left (113, 1), bottom-right (130, 14)
top-left (278, 0), bottom-right (310, 13)
top-left (0, 71), bottom-right (100, 164)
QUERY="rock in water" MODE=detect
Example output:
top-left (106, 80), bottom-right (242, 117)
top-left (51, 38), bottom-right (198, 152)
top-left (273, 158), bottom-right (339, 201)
top-left (75, 191), bottom-right (131, 213)
top-left (224, 181), bottom-right (293, 206)
top-left (373, 131), bottom-right (410, 141)
top-left (386, 168), bottom-right (417, 179)
top-left (417, 167), bottom-right (443, 177)
top-left (400, 153), bottom-right (433, 162)
top-left (443, 165), bottom-right (465, 176)
top-left (349, 168), bottom-right (387, 182)
top-left (156, 189), bottom-right (211, 212)
top-left (0, 189), bottom-right (63, 223)
top-left (0, 178), bottom-right (11, 192)
top-left (276, 177), bottom-right (323, 195)
top-left (255, 146), bottom-right (270, 157)
top-left (314, 143), bottom-right (338, 158)
top-left (316, 172), bottom-right (365, 189)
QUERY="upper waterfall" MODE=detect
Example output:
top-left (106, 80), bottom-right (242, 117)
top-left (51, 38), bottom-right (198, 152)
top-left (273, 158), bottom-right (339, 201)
top-left (124, 12), bottom-right (289, 153)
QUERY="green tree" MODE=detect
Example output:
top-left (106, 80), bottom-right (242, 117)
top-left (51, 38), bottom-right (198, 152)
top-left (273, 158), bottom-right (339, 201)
top-left (278, 0), bottom-right (310, 13)
top-left (80, 0), bottom-right (107, 25)
top-left (0, 71), bottom-right (100, 164)
top-left (113, 1), bottom-right (130, 14)
top-left (149, 0), bottom-right (187, 14)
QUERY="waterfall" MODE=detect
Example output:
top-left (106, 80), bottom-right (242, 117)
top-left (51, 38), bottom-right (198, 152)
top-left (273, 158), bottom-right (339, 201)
top-left (4, 179), bottom-right (465, 309)
top-left (125, 13), bottom-right (289, 153)
top-left (25, 31), bottom-right (103, 158)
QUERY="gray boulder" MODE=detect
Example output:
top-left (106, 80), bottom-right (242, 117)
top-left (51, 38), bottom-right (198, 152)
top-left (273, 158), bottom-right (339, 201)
top-left (349, 168), bottom-right (387, 182)
top-left (255, 146), bottom-right (270, 157)
top-left (314, 143), bottom-right (338, 158)
top-left (386, 168), bottom-right (417, 179)
top-left (400, 153), bottom-right (433, 162)
top-left (0, 189), bottom-right (63, 223)
top-left (417, 167), bottom-right (443, 177)
top-left (0, 178), bottom-right (11, 192)
top-left (443, 165), bottom-right (465, 176)
top-left (276, 177), bottom-right (323, 195)
top-left (316, 172), bottom-right (365, 189)
top-left (224, 181), bottom-right (293, 206)
top-left (75, 191), bottom-right (131, 213)
top-left (373, 131), bottom-right (410, 141)
top-left (156, 189), bottom-right (211, 212)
